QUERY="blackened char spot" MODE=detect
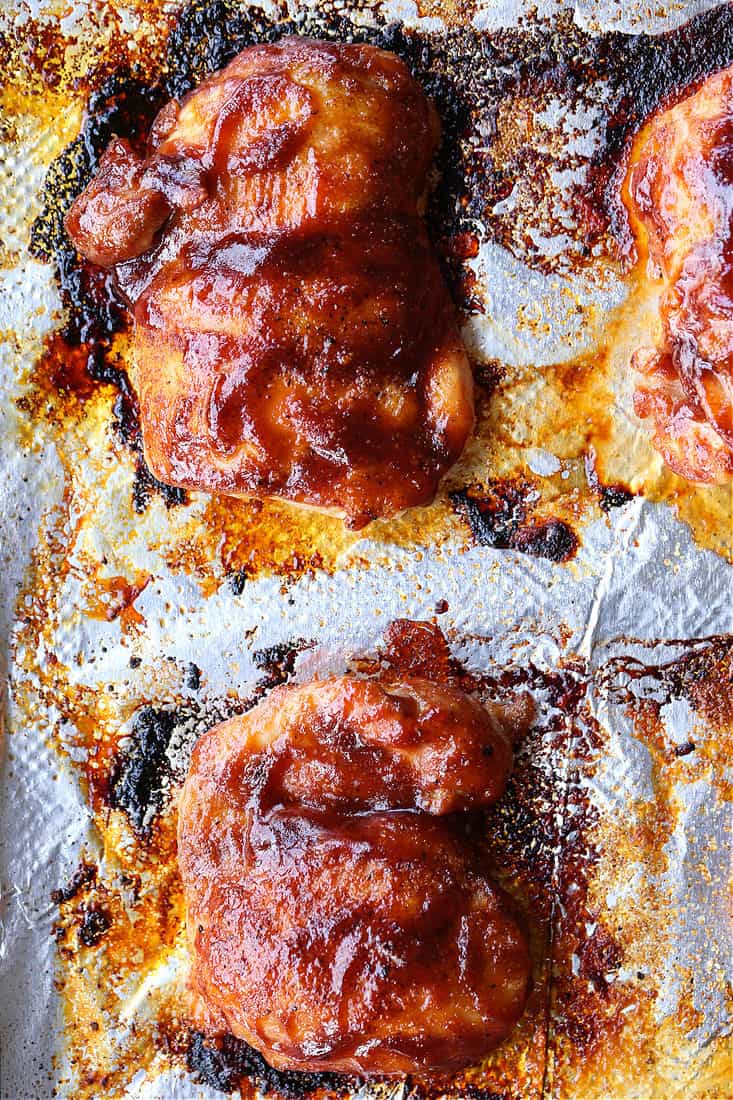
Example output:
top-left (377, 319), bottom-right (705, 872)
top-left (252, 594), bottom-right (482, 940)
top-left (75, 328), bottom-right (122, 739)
top-left (108, 706), bottom-right (178, 833)
top-left (511, 519), bottom-right (579, 562)
top-left (450, 483), bottom-right (579, 561)
top-left (29, 72), bottom-right (187, 513)
top-left (599, 485), bottom-right (634, 513)
top-left (228, 568), bottom-right (247, 594)
top-left (673, 740), bottom-right (696, 757)
top-left (163, 0), bottom-right (289, 100)
top-left (253, 639), bottom-right (310, 690)
top-left (186, 1031), bottom-right (352, 1098)
top-left (132, 462), bottom-right (188, 513)
top-left (584, 453), bottom-right (635, 513)
top-left (450, 481), bottom-right (528, 549)
top-left (185, 662), bottom-right (202, 690)
top-left (51, 861), bottom-right (97, 905)
top-left (78, 903), bottom-right (112, 947)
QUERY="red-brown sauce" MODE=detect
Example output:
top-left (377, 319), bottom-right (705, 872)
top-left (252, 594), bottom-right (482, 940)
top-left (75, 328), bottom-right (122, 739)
top-left (178, 669), bottom-right (534, 1075)
top-left (64, 37), bottom-right (473, 528)
top-left (623, 66), bottom-right (733, 483)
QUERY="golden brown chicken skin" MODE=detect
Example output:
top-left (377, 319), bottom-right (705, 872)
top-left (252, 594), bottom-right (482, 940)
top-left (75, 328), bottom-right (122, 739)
top-left (177, 675), bottom-right (533, 1076)
top-left (623, 66), bottom-right (733, 483)
top-left (64, 38), bottom-right (473, 527)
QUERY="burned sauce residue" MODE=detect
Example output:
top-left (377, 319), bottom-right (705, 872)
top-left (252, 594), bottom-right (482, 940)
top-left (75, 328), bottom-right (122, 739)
top-left (450, 480), bottom-right (580, 562)
top-left (546, 635), bottom-right (733, 1099)
top-left (187, 1031), bottom-right (353, 1098)
top-left (599, 637), bottom-right (733, 804)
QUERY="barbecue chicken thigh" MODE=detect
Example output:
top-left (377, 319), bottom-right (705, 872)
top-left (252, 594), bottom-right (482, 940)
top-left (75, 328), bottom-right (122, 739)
top-left (178, 674), bottom-right (532, 1075)
top-left (65, 38), bottom-right (473, 527)
top-left (624, 66), bottom-right (733, 482)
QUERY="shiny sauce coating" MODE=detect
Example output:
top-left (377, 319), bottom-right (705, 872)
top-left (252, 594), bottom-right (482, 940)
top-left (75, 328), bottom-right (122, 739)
top-left (64, 37), bottom-right (473, 527)
top-left (177, 675), bottom-right (533, 1075)
top-left (624, 65), bottom-right (733, 483)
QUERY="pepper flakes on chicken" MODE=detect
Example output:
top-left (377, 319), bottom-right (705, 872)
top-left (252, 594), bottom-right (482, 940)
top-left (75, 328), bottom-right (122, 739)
top-left (178, 674), bottom-right (533, 1076)
top-left (65, 38), bottom-right (474, 528)
top-left (623, 66), bottom-right (733, 483)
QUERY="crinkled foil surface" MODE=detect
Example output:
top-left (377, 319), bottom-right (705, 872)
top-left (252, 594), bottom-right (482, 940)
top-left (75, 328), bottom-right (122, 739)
top-left (0, 1), bottom-right (731, 1098)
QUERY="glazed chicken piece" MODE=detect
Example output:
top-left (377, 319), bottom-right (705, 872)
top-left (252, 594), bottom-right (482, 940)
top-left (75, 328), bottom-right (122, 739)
top-left (64, 38), bottom-right (473, 527)
top-left (623, 66), bottom-right (733, 482)
top-left (178, 674), bottom-right (533, 1076)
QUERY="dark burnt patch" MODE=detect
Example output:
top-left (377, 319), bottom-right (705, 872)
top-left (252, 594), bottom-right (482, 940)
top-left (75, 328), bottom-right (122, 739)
top-left (131, 462), bottom-right (188, 513)
top-left (108, 705), bottom-right (178, 834)
top-left (107, 697), bottom-right (249, 832)
top-left (587, 4), bottom-right (733, 257)
top-left (28, 72), bottom-right (186, 513)
top-left (51, 861), bottom-right (97, 906)
top-left (584, 453), bottom-right (635, 513)
top-left (162, 0), bottom-right (293, 100)
top-left (472, 358), bottom-right (506, 393)
top-left (252, 639), bottom-right (311, 690)
top-left (511, 519), bottom-right (579, 562)
top-left (598, 485), bottom-right (634, 513)
top-left (186, 1031), bottom-right (353, 1098)
top-left (105, 671), bottom-right (311, 834)
top-left (673, 739), bottom-right (695, 757)
top-left (450, 480), bottom-right (529, 548)
top-left (228, 568), bottom-right (248, 595)
top-left (450, 481), bottom-right (579, 562)
top-left (185, 662), bottom-right (202, 691)
top-left (78, 903), bottom-right (112, 948)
